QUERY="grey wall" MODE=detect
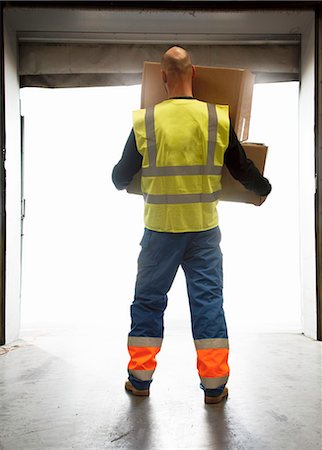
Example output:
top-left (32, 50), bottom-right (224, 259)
top-left (4, 17), bottom-right (21, 344)
top-left (298, 19), bottom-right (317, 339)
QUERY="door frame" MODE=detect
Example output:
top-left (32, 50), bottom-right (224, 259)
top-left (1, 3), bottom-right (320, 343)
top-left (316, 6), bottom-right (322, 341)
top-left (0, 3), bottom-right (6, 346)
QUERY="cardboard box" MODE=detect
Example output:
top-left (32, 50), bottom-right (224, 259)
top-left (220, 143), bottom-right (268, 206)
top-left (141, 62), bottom-right (255, 142)
top-left (126, 62), bottom-right (267, 206)
top-left (126, 143), bottom-right (268, 207)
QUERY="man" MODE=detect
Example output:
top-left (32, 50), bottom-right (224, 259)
top-left (112, 46), bottom-right (271, 404)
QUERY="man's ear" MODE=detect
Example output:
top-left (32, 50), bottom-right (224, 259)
top-left (191, 65), bottom-right (196, 79)
top-left (161, 70), bottom-right (167, 83)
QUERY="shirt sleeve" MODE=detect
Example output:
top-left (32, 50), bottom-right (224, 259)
top-left (112, 128), bottom-right (143, 190)
top-left (224, 120), bottom-right (272, 196)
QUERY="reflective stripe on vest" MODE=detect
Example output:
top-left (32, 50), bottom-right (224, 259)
top-left (143, 191), bottom-right (222, 205)
top-left (143, 103), bottom-right (221, 181)
top-left (132, 99), bottom-right (230, 232)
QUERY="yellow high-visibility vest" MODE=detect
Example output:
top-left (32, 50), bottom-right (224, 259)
top-left (133, 98), bottom-right (230, 232)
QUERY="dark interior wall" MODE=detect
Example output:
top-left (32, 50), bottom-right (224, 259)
top-left (0, 3), bottom-right (6, 346)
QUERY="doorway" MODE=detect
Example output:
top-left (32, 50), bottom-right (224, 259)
top-left (19, 81), bottom-right (301, 335)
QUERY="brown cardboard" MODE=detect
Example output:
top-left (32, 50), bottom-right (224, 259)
top-left (126, 170), bottom-right (142, 196)
top-left (126, 143), bottom-right (268, 207)
top-left (126, 62), bottom-right (266, 206)
top-left (220, 143), bottom-right (268, 206)
top-left (140, 62), bottom-right (255, 142)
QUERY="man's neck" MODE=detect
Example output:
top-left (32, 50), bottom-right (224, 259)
top-left (166, 81), bottom-right (193, 98)
top-left (167, 89), bottom-right (193, 98)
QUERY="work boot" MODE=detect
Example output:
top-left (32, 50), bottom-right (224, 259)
top-left (125, 380), bottom-right (150, 397)
top-left (204, 387), bottom-right (228, 404)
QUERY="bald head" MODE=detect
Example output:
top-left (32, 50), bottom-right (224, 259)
top-left (160, 46), bottom-right (195, 97)
top-left (161, 46), bottom-right (193, 75)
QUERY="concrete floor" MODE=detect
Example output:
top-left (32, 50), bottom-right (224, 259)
top-left (0, 324), bottom-right (321, 450)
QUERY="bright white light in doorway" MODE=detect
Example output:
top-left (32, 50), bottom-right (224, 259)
top-left (19, 82), bottom-right (301, 333)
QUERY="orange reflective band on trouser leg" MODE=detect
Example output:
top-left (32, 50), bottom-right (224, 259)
top-left (128, 345), bottom-right (161, 381)
top-left (196, 347), bottom-right (230, 381)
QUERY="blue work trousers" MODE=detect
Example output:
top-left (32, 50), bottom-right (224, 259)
top-left (128, 226), bottom-right (229, 395)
